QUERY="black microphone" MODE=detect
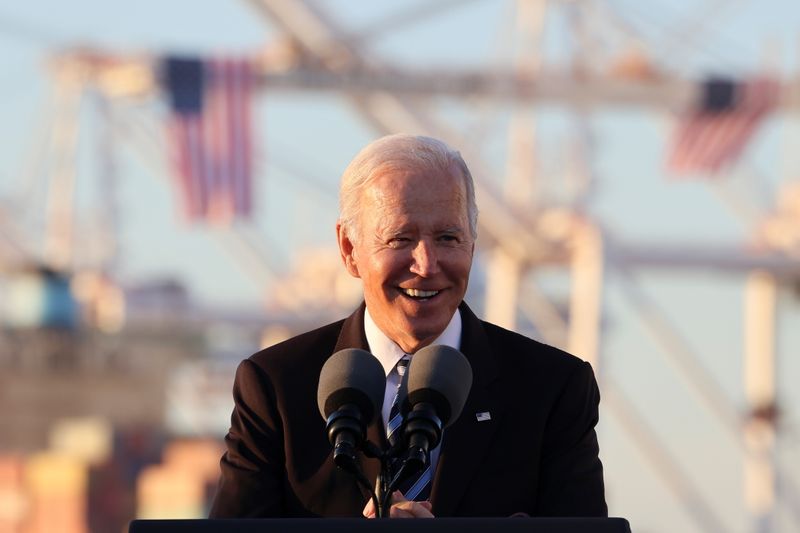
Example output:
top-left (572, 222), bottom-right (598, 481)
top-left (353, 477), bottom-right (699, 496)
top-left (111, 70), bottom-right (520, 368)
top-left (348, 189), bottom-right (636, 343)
top-left (317, 348), bottom-right (386, 473)
top-left (400, 344), bottom-right (472, 474)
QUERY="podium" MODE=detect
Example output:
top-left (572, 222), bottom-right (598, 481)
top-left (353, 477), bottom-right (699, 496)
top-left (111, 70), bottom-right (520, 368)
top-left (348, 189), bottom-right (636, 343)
top-left (130, 517), bottom-right (631, 533)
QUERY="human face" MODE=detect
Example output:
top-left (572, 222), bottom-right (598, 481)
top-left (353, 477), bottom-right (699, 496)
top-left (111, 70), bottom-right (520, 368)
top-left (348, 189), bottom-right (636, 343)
top-left (337, 165), bottom-right (474, 354)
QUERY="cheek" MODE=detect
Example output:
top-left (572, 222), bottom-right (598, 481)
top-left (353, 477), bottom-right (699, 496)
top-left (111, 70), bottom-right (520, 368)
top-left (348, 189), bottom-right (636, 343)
top-left (444, 250), bottom-right (473, 276)
top-left (373, 251), bottom-right (409, 277)
top-left (359, 257), bottom-right (393, 291)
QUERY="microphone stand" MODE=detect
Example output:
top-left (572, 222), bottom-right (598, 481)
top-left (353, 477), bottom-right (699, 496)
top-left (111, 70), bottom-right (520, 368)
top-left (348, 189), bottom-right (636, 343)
top-left (352, 440), bottom-right (427, 518)
top-left (361, 440), bottom-right (398, 518)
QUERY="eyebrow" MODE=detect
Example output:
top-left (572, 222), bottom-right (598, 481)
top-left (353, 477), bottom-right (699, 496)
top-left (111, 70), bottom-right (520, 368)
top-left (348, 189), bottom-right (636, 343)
top-left (377, 223), bottom-right (467, 238)
top-left (439, 226), bottom-right (465, 234)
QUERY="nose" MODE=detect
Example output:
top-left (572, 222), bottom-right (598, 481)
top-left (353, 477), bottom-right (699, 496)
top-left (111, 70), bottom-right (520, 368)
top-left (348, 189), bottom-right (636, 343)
top-left (410, 239), bottom-right (440, 277)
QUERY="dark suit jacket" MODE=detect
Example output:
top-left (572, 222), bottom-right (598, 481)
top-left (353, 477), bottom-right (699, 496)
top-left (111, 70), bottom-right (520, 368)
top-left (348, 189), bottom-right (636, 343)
top-left (209, 302), bottom-right (606, 518)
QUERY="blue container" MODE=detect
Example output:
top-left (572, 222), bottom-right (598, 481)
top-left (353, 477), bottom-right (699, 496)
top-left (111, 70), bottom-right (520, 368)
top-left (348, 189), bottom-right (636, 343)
top-left (5, 267), bottom-right (79, 329)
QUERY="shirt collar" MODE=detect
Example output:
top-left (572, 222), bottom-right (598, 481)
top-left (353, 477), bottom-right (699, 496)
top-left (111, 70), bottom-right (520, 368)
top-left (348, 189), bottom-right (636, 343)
top-left (364, 306), bottom-right (463, 377)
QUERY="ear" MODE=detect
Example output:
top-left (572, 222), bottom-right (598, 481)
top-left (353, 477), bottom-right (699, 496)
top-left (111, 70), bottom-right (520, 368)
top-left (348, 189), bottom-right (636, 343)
top-left (336, 222), bottom-right (361, 278)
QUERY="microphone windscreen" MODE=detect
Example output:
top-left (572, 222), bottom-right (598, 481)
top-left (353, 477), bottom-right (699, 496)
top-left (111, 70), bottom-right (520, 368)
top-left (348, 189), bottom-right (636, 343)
top-left (406, 345), bottom-right (472, 427)
top-left (317, 348), bottom-right (386, 425)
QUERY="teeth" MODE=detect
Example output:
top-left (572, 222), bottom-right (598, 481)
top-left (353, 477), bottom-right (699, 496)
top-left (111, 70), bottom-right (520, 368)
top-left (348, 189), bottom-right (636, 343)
top-left (403, 288), bottom-right (439, 298)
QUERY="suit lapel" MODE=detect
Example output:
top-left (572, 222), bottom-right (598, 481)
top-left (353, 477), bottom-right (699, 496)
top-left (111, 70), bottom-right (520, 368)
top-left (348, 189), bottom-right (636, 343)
top-left (331, 303), bottom-right (384, 491)
top-left (430, 303), bottom-right (506, 516)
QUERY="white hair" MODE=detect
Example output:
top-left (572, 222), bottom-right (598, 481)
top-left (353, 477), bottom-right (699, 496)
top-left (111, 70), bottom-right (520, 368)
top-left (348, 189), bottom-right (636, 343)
top-left (338, 134), bottom-right (478, 242)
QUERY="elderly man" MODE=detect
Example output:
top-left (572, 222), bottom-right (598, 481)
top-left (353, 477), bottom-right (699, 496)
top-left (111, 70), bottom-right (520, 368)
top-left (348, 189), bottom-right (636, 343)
top-left (209, 134), bottom-right (607, 518)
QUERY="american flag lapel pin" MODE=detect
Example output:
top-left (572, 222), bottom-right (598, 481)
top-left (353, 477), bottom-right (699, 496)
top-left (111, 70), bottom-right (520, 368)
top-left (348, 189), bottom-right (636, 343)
top-left (476, 411), bottom-right (491, 422)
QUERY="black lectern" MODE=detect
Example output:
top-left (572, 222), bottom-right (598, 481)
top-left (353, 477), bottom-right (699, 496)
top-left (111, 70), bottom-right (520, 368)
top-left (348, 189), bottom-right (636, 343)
top-left (129, 517), bottom-right (631, 533)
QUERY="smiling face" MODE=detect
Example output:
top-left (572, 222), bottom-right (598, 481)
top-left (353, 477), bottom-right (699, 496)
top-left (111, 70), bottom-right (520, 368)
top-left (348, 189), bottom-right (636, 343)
top-left (337, 164), bottom-right (475, 354)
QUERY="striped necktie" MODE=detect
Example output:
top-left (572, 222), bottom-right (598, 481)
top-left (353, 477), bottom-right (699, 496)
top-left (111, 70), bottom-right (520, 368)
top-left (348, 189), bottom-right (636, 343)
top-left (386, 358), bottom-right (408, 447)
top-left (386, 357), bottom-right (432, 501)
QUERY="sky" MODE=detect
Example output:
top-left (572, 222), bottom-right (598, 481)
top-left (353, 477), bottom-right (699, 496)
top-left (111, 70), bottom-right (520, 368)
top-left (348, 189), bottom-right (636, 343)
top-left (2, 1), bottom-right (800, 532)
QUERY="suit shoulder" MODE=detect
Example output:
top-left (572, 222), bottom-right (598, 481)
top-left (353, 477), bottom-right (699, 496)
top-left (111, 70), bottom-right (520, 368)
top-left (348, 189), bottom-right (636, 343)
top-left (248, 319), bottom-right (346, 373)
top-left (480, 320), bottom-right (587, 374)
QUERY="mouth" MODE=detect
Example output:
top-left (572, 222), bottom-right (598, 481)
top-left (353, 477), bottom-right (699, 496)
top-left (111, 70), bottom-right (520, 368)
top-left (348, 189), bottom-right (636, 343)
top-left (399, 287), bottom-right (441, 301)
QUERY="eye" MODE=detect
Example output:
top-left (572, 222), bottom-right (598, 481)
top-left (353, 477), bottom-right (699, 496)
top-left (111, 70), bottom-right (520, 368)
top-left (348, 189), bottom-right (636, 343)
top-left (388, 236), bottom-right (412, 248)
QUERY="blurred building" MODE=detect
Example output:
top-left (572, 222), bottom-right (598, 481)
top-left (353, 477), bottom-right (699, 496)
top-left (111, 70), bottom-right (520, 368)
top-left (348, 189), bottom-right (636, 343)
top-left (0, 418), bottom-right (223, 533)
top-left (0, 265), bottom-right (322, 532)
top-left (0, 455), bottom-right (27, 533)
top-left (136, 439), bottom-right (223, 519)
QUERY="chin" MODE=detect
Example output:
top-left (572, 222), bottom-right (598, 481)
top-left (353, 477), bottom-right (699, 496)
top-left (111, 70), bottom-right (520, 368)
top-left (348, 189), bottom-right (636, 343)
top-left (405, 325), bottom-right (444, 346)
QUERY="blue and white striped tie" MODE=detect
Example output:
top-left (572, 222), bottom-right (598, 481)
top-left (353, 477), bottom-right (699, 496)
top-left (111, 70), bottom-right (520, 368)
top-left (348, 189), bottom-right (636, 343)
top-left (386, 358), bottom-right (408, 447)
top-left (386, 357), bottom-right (432, 501)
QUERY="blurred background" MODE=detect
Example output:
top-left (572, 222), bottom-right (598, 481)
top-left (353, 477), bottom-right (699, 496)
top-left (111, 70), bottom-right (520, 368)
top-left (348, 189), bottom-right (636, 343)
top-left (1, 1), bottom-right (800, 532)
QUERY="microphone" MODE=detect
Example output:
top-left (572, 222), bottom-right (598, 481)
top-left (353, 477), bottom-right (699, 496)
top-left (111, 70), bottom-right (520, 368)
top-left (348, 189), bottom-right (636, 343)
top-left (317, 348), bottom-right (386, 473)
top-left (400, 344), bottom-right (472, 474)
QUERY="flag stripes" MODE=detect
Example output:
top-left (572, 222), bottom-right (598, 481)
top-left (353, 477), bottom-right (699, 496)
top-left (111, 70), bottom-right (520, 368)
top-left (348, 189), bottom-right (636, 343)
top-left (667, 76), bottom-right (779, 176)
top-left (164, 57), bottom-right (255, 224)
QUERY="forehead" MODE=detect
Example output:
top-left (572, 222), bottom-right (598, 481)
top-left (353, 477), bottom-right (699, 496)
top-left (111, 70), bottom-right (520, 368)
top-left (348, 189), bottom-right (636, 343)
top-left (362, 165), bottom-right (467, 221)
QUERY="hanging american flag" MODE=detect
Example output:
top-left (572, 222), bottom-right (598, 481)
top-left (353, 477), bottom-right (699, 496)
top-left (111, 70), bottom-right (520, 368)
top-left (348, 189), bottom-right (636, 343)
top-left (667, 76), bottom-right (780, 176)
top-left (163, 56), bottom-right (255, 224)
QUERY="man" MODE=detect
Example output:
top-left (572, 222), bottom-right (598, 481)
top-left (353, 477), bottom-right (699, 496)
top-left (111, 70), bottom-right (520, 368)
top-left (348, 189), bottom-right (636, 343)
top-left (209, 134), bottom-right (607, 518)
